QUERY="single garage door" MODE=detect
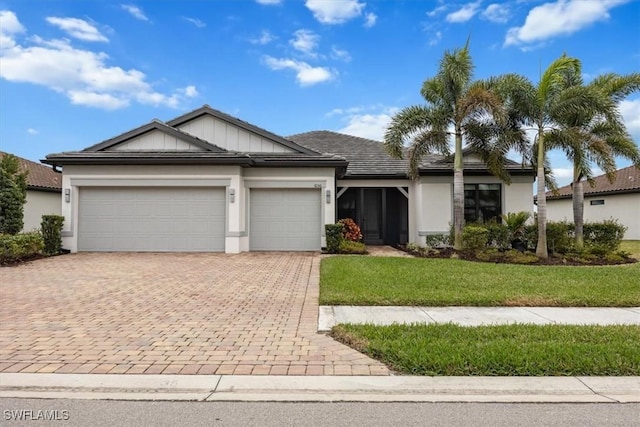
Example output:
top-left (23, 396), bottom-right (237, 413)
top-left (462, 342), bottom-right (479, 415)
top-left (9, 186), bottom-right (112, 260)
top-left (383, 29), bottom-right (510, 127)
top-left (78, 187), bottom-right (226, 252)
top-left (250, 188), bottom-right (321, 251)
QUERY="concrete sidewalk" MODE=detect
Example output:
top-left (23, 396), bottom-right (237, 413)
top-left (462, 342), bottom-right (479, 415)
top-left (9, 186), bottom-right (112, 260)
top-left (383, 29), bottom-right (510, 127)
top-left (318, 306), bottom-right (640, 331)
top-left (1, 373), bottom-right (638, 403)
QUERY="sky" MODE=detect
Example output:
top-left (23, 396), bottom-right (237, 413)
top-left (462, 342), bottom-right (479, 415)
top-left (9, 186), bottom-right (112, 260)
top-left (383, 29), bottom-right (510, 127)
top-left (1, 0), bottom-right (639, 188)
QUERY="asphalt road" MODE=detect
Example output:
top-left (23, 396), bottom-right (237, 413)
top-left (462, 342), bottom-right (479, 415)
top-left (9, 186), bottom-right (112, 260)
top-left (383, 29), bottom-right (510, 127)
top-left (1, 399), bottom-right (639, 427)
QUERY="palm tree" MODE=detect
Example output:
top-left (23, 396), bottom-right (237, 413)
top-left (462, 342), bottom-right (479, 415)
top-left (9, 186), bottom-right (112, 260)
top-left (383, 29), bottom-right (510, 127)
top-left (383, 42), bottom-right (526, 250)
top-left (494, 55), bottom-right (587, 258)
top-left (546, 72), bottom-right (640, 248)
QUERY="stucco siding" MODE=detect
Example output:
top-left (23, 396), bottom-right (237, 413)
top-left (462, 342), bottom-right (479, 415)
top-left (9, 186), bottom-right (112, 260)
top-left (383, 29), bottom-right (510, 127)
top-left (111, 130), bottom-right (205, 151)
top-left (416, 174), bottom-right (534, 241)
top-left (547, 193), bottom-right (640, 240)
top-left (177, 116), bottom-right (294, 153)
top-left (23, 190), bottom-right (61, 232)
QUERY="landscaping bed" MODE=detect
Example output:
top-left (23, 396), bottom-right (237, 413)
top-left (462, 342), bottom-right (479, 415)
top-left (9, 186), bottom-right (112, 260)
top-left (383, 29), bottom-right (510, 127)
top-left (331, 323), bottom-right (640, 376)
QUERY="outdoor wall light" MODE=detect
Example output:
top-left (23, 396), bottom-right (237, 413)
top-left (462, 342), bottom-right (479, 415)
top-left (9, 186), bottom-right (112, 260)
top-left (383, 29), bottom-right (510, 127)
top-left (64, 188), bottom-right (71, 203)
top-left (229, 188), bottom-right (235, 203)
top-left (325, 189), bottom-right (331, 204)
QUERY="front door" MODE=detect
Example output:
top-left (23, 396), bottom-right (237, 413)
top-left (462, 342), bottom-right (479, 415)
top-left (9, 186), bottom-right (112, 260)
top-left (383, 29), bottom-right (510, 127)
top-left (362, 188), bottom-right (384, 245)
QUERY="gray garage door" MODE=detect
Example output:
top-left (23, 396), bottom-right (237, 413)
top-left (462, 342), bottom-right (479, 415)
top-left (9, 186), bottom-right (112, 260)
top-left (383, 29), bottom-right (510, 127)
top-left (250, 188), bottom-right (321, 251)
top-left (78, 187), bottom-right (226, 252)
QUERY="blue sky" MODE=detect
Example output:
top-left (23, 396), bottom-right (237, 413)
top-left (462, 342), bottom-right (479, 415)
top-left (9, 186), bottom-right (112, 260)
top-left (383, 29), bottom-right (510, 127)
top-left (1, 0), bottom-right (638, 187)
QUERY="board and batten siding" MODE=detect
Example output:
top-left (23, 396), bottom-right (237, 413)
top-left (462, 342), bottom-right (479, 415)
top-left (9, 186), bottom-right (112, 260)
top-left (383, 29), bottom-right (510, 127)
top-left (177, 115), bottom-right (294, 153)
top-left (112, 130), bottom-right (206, 151)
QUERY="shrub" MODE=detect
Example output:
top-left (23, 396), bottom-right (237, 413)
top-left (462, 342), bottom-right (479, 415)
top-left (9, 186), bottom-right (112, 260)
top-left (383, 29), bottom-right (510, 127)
top-left (546, 221), bottom-right (574, 254)
top-left (325, 223), bottom-right (344, 254)
top-left (484, 221), bottom-right (510, 250)
top-left (41, 215), bottom-right (64, 256)
top-left (337, 218), bottom-right (363, 242)
top-left (462, 226), bottom-right (488, 251)
top-left (0, 154), bottom-right (28, 235)
top-left (424, 233), bottom-right (450, 248)
top-left (339, 240), bottom-right (367, 254)
top-left (501, 211), bottom-right (532, 242)
top-left (583, 220), bottom-right (626, 252)
top-left (0, 231), bottom-right (44, 264)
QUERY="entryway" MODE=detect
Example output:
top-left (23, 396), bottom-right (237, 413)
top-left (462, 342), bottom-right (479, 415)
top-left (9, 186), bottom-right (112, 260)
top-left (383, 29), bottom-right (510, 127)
top-left (337, 187), bottom-right (408, 246)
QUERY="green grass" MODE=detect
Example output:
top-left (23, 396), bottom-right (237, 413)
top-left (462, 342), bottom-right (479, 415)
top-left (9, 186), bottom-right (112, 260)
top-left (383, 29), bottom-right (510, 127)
top-left (331, 323), bottom-right (640, 376)
top-left (620, 240), bottom-right (640, 260)
top-left (320, 256), bottom-right (640, 307)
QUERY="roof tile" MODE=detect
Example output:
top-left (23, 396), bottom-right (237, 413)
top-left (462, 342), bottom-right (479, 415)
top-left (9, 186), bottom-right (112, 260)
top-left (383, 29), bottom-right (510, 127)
top-left (0, 152), bottom-right (62, 191)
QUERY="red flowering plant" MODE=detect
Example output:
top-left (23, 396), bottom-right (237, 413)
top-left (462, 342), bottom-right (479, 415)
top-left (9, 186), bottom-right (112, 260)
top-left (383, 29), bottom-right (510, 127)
top-left (337, 218), bottom-right (363, 242)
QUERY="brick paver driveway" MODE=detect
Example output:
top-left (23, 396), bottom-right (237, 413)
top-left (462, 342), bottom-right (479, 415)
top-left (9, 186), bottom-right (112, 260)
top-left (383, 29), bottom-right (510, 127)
top-left (0, 253), bottom-right (388, 376)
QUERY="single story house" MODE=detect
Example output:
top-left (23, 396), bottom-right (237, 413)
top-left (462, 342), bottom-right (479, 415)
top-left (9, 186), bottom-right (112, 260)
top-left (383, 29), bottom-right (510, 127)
top-left (44, 105), bottom-right (534, 253)
top-left (0, 152), bottom-right (62, 232)
top-left (546, 165), bottom-right (640, 240)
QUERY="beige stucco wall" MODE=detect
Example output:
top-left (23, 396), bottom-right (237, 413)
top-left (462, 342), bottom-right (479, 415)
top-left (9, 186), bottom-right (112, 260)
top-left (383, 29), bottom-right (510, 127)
top-left (23, 190), bottom-right (61, 232)
top-left (546, 192), bottom-right (640, 240)
top-left (60, 164), bottom-right (335, 253)
top-left (415, 174), bottom-right (534, 244)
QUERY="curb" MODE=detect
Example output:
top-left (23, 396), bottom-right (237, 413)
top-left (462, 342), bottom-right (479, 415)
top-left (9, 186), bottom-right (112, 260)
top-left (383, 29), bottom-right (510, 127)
top-left (1, 374), bottom-right (639, 403)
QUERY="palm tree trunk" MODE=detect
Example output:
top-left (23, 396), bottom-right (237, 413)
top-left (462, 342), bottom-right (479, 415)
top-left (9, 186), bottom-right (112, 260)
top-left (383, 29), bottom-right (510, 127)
top-left (453, 129), bottom-right (464, 250)
top-left (573, 174), bottom-right (584, 249)
top-left (536, 129), bottom-right (548, 258)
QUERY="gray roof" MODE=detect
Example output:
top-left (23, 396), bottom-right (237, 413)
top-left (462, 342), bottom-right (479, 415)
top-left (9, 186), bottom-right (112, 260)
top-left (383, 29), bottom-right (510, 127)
top-left (289, 130), bottom-right (532, 178)
top-left (288, 131), bottom-right (413, 177)
top-left (44, 109), bottom-right (347, 172)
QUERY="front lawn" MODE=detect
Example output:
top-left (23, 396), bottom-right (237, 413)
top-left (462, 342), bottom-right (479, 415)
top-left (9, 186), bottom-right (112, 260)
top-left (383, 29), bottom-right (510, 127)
top-left (620, 240), bottom-right (640, 260)
top-left (320, 257), bottom-right (640, 307)
top-left (331, 323), bottom-right (640, 376)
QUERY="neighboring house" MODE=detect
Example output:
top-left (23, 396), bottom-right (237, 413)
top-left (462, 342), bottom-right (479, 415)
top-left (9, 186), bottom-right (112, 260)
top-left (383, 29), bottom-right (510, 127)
top-left (546, 165), bottom-right (640, 240)
top-left (44, 105), bottom-right (534, 253)
top-left (0, 152), bottom-right (62, 232)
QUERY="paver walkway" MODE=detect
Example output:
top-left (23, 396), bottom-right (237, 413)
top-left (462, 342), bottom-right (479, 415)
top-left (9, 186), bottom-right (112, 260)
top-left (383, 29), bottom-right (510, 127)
top-left (0, 253), bottom-right (389, 376)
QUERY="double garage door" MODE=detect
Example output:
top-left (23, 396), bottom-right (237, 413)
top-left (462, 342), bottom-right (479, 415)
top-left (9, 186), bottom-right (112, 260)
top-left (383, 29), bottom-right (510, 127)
top-left (78, 187), bottom-right (226, 252)
top-left (78, 187), bottom-right (321, 252)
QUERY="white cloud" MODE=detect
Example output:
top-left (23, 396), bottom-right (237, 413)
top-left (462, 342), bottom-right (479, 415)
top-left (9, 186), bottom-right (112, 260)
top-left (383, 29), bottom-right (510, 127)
top-left (263, 56), bottom-right (334, 86)
top-left (331, 46), bottom-right (351, 62)
top-left (446, 1), bottom-right (482, 23)
top-left (290, 29), bottom-right (320, 56)
top-left (183, 17), bottom-right (206, 28)
top-left (121, 4), bottom-right (148, 21)
top-left (427, 5), bottom-right (447, 17)
top-left (429, 31), bottom-right (442, 46)
top-left (505, 0), bottom-right (630, 46)
top-left (0, 10), bottom-right (25, 49)
top-left (256, 0), bottom-right (281, 4)
top-left (183, 85), bottom-right (198, 98)
top-left (250, 30), bottom-right (275, 45)
top-left (305, 0), bottom-right (366, 24)
top-left (26, 128), bottom-right (38, 135)
top-left (331, 105), bottom-right (399, 140)
top-left (620, 98), bottom-right (640, 141)
top-left (364, 12), bottom-right (377, 28)
top-left (481, 3), bottom-right (511, 24)
top-left (46, 17), bottom-right (108, 42)
top-left (68, 90), bottom-right (130, 110)
top-left (0, 11), bottom-right (187, 110)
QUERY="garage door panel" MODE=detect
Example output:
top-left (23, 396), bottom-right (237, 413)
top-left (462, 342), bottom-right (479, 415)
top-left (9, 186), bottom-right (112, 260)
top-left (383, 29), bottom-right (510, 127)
top-left (79, 187), bottom-right (225, 252)
top-left (250, 189), bottom-right (320, 251)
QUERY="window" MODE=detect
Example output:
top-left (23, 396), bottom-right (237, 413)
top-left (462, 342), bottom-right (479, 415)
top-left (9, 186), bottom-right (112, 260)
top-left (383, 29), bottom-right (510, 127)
top-left (590, 199), bottom-right (605, 206)
top-left (464, 184), bottom-right (501, 223)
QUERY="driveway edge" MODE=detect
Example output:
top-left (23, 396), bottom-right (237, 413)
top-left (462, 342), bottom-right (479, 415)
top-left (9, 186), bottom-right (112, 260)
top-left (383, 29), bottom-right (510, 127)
top-left (1, 374), bottom-right (638, 403)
